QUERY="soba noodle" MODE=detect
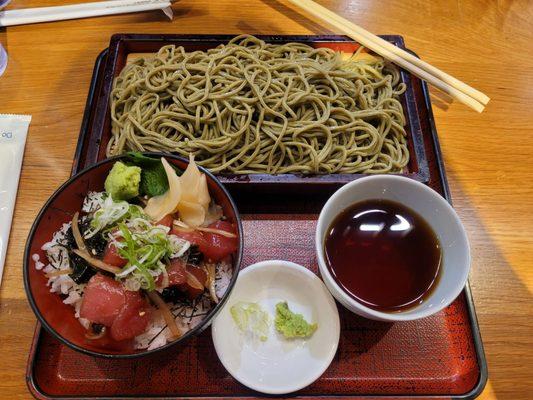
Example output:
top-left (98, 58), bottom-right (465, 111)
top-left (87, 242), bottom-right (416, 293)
top-left (109, 35), bottom-right (408, 174)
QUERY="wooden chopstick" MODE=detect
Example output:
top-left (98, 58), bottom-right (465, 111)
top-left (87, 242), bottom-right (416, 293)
top-left (286, 0), bottom-right (489, 112)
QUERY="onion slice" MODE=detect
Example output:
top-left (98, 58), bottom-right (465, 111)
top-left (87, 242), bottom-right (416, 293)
top-left (186, 270), bottom-right (204, 290)
top-left (72, 249), bottom-right (122, 275)
top-left (72, 212), bottom-right (87, 252)
top-left (204, 263), bottom-right (218, 303)
top-left (197, 227), bottom-right (237, 238)
top-left (172, 219), bottom-right (195, 232)
top-left (147, 291), bottom-right (182, 339)
top-left (45, 268), bottom-right (73, 278)
top-left (172, 219), bottom-right (237, 238)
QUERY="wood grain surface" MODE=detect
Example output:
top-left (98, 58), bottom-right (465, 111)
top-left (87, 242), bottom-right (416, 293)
top-left (0, 1), bottom-right (531, 399)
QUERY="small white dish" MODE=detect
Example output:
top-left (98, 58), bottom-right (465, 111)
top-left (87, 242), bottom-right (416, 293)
top-left (211, 260), bottom-right (340, 394)
top-left (316, 175), bottom-right (471, 322)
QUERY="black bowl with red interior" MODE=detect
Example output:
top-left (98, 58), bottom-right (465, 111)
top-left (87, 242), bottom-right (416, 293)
top-left (24, 153), bottom-right (243, 358)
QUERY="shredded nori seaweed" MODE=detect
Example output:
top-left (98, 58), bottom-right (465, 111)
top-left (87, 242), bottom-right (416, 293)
top-left (160, 286), bottom-right (187, 304)
top-left (68, 251), bottom-right (97, 284)
top-left (64, 217), bottom-right (107, 258)
top-left (187, 245), bottom-right (203, 266)
top-left (63, 216), bottom-right (106, 284)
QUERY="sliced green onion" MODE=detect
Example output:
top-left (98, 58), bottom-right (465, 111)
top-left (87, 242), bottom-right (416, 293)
top-left (230, 302), bottom-right (270, 342)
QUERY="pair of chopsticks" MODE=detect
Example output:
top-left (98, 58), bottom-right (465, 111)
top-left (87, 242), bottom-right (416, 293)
top-left (287, 0), bottom-right (489, 112)
top-left (0, 0), bottom-right (175, 27)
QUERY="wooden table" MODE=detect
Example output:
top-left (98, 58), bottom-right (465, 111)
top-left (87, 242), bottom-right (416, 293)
top-left (0, 0), bottom-right (531, 398)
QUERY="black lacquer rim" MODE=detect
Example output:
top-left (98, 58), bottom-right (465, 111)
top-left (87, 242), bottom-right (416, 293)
top-left (418, 78), bottom-right (488, 400)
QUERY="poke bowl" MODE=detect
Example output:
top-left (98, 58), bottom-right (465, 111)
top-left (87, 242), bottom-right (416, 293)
top-left (24, 153), bottom-right (243, 358)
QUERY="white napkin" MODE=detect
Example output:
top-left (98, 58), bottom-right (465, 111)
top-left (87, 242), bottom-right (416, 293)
top-left (0, 0), bottom-right (173, 27)
top-left (0, 114), bottom-right (30, 284)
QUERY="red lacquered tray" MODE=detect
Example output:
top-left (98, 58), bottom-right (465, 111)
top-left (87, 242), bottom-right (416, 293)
top-left (26, 36), bottom-right (487, 399)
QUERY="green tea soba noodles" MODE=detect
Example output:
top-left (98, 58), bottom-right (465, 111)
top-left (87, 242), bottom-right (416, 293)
top-left (109, 35), bottom-right (408, 174)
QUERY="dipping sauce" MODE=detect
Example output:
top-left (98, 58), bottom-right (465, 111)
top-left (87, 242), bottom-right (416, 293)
top-left (324, 199), bottom-right (441, 312)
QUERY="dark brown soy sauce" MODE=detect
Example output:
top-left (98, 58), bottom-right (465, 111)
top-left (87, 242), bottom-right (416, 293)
top-left (324, 199), bottom-right (441, 313)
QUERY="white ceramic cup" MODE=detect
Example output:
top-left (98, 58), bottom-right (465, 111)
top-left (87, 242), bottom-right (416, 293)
top-left (315, 175), bottom-right (470, 322)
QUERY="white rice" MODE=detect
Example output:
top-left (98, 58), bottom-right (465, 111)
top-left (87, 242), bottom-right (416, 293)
top-left (134, 260), bottom-right (233, 350)
top-left (34, 191), bottom-right (234, 350)
top-left (82, 191), bottom-right (105, 213)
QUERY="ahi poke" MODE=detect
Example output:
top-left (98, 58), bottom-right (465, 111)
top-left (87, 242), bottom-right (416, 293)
top-left (32, 154), bottom-right (239, 351)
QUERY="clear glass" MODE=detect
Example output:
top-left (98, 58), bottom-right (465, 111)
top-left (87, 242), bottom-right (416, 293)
top-left (0, 44), bottom-right (7, 77)
top-left (0, 0), bottom-right (9, 77)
